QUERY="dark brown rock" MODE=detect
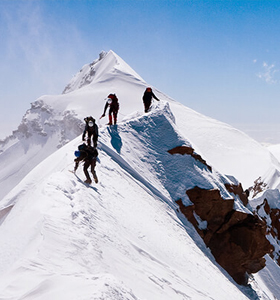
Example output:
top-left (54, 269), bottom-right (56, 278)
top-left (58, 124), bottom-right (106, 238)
top-left (248, 177), bottom-right (268, 198)
top-left (168, 146), bottom-right (194, 155)
top-left (271, 208), bottom-right (280, 240)
top-left (177, 186), bottom-right (273, 285)
top-left (168, 146), bottom-right (212, 171)
top-left (225, 183), bottom-right (248, 206)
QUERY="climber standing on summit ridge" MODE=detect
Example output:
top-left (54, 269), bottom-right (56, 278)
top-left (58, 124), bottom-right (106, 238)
top-left (142, 87), bottom-right (160, 113)
top-left (101, 94), bottom-right (119, 125)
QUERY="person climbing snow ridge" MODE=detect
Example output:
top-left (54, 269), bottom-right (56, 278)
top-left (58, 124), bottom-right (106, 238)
top-left (82, 116), bottom-right (99, 147)
top-left (142, 87), bottom-right (160, 113)
top-left (74, 143), bottom-right (98, 184)
top-left (100, 94), bottom-right (119, 125)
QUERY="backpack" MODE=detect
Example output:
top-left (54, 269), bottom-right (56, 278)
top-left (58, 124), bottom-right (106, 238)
top-left (108, 94), bottom-right (119, 111)
top-left (77, 143), bottom-right (98, 159)
top-left (78, 143), bottom-right (87, 151)
top-left (87, 147), bottom-right (98, 158)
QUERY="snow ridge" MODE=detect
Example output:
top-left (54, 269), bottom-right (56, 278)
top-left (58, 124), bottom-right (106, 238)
top-left (0, 104), bottom-right (257, 300)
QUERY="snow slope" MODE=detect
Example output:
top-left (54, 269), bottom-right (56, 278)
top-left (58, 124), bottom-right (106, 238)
top-left (260, 144), bottom-right (280, 190)
top-left (267, 144), bottom-right (280, 162)
top-left (169, 102), bottom-right (280, 189)
top-left (0, 104), bottom-right (271, 300)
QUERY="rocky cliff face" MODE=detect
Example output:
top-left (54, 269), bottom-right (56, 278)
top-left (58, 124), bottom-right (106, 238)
top-left (169, 146), bottom-right (273, 285)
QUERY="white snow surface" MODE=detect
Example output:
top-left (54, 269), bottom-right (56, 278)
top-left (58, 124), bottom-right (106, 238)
top-left (260, 144), bottom-right (280, 190)
top-left (267, 144), bottom-right (280, 162)
top-left (0, 50), bottom-right (280, 299)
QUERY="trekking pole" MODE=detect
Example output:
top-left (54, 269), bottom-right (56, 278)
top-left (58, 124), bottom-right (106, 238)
top-left (97, 117), bottom-right (102, 128)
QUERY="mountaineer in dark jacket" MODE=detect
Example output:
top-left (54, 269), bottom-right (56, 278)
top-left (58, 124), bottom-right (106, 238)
top-left (142, 87), bottom-right (160, 113)
top-left (82, 116), bottom-right (98, 147)
top-left (101, 94), bottom-right (119, 125)
top-left (74, 143), bottom-right (98, 184)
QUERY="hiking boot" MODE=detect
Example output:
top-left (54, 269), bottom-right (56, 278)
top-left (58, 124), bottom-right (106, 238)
top-left (92, 172), bottom-right (98, 183)
top-left (84, 179), bottom-right (92, 184)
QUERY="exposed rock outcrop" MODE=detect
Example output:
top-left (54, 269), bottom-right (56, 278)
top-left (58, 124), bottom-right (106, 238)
top-left (248, 176), bottom-right (268, 198)
top-left (169, 145), bottom-right (273, 284)
top-left (225, 183), bottom-right (248, 206)
top-left (168, 146), bottom-right (212, 171)
top-left (176, 186), bottom-right (273, 285)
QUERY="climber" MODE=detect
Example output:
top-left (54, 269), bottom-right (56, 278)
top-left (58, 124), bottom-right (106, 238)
top-left (142, 87), bottom-right (160, 113)
top-left (82, 116), bottom-right (98, 147)
top-left (100, 94), bottom-right (119, 125)
top-left (74, 143), bottom-right (98, 184)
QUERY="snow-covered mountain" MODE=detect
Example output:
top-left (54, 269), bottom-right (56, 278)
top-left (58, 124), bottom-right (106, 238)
top-left (1, 50), bottom-right (280, 299)
top-left (0, 50), bottom-right (278, 201)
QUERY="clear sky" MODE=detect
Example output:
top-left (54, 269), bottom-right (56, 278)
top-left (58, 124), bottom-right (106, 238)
top-left (1, 0), bottom-right (280, 143)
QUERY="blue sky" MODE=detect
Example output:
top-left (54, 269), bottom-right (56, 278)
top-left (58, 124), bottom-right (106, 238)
top-left (1, 0), bottom-right (280, 143)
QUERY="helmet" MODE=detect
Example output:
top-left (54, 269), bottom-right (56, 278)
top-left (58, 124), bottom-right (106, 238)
top-left (146, 87), bottom-right (152, 92)
top-left (88, 121), bottom-right (94, 127)
top-left (74, 150), bottom-right (80, 157)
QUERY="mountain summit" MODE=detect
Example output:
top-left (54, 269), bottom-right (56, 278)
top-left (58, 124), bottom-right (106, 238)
top-left (63, 50), bottom-right (144, 94)
top-left (0, 51), bottom-right (280, 299)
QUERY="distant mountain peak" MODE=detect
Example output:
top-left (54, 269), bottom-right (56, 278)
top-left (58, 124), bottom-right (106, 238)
top-left (62, 50), bottom-right (108, 94)
top-left (62, 50), bottom-right (144, 94)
